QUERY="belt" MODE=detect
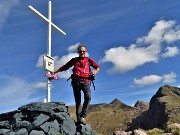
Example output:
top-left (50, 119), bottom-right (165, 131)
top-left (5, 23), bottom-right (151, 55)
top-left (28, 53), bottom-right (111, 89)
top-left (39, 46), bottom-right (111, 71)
top-left (67, 75), bottom-right (89, 81)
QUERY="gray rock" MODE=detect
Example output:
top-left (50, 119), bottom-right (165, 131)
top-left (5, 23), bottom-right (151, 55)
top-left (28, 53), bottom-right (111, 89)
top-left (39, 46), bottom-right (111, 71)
top-left (15, 120), bottom-right (31, 129)
top-left (29, 130), bottom-right (45, 135)
top-left (40, 122), bottom-right (50, 133)
top-left (15, 128), bottom-right (28, 135)
top-left (40, 119), bottom-right (60, 135)
top-left (77, 124), bottom-right (97, 135)
top-left (18, 102), bottom-right (67, 113)
top-left (51, 112), bottom-right (65, 122)
top-left (169, 123), bottom-right (180, 129)
top-left (133, 130), bottom-right (147, 135)
top-left (61, 118), bottom-right (76, 135)
top-left (9, 132), bottom-right (16, 135)
top-left (32, 113), bottom-right (49, 128)
top-left (113, 131), bottom-right (132, 135)
top-left (0, 129), bottom-right (11, 135)
top-left (13, 112), bottom-right (23, 119)
top-left (113, 130), bottom-right (147, 135)
top-left (0, 121), bottom-right (11, 129)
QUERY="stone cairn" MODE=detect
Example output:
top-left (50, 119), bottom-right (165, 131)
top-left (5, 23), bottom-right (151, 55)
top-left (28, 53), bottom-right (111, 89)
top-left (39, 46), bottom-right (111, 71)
top-left (0, 102), bottom-right (96, 135)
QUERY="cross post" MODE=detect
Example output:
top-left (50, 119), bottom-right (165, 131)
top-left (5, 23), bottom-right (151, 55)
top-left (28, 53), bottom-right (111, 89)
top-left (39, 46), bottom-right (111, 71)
top-left (28, 0), bottom-right (66, 102)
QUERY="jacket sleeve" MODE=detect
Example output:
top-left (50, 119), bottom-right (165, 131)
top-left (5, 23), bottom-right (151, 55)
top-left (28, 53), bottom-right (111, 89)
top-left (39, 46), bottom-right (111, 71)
top-left (89, 58), bottom-right (100, 69)
top-left (58, 58), bottom-right (75, 72)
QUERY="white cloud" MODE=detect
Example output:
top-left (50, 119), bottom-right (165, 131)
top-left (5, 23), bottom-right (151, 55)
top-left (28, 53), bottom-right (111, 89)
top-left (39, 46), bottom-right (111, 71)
top-left (36, 54), bottom-right (45, 67)
top-left (133, 75), bottom-right (163, 87)
top-left (163, 25), bottom-right (180, 43)
top-left (137, 20), bottom-right (175, 45)
top-left (132, 72), bottom-right (177, 87)
top-left (34, 82), bottom-right (46, 89)
top-left (175, 84), bottom-right (180, 88)
top-left (0, 1), bottom-right (21, 30)
top-left (161, 46), bottom-right (179, 58)
top-left (0, 75), bottom-right (43, 113)
top-left (163, 72), bottom-right (176, 83)
top-left (102, 20), bottom-right (180, 73)
top-left (55, 53), bottom-right (78, 66)
top-left (102, 45), bottom-right (157, 73)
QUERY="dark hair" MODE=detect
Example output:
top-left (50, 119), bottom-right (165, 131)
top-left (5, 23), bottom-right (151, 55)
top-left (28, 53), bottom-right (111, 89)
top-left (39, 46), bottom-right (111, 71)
top-left (78, 45), bottom-right (86, 51)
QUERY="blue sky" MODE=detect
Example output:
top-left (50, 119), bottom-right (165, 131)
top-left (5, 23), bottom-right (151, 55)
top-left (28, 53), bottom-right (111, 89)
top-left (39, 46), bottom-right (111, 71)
top-left (0, 0), bottom-right (180, 113)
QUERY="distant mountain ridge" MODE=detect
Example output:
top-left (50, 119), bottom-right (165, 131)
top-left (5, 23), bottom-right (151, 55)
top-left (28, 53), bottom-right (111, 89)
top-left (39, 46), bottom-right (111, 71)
top-left (87, 98), bottom-right (134, 113)
top-left (68, 85), bottom-right (180, 134)
top-left (81, 98), bottom-right (143, 134)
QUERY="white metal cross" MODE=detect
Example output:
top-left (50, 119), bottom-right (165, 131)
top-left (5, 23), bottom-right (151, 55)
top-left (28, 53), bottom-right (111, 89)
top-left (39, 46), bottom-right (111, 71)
top-left (28, 0), bottom-right (66, 102)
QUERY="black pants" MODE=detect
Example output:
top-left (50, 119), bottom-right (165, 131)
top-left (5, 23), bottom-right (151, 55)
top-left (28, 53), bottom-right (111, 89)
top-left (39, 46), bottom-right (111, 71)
top-left (71, 80), bottom-right (91, 119)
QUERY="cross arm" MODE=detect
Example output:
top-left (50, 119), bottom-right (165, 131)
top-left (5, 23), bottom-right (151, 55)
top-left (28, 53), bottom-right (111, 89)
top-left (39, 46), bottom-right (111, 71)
top-left (28, 5), bottom-right (66, 36)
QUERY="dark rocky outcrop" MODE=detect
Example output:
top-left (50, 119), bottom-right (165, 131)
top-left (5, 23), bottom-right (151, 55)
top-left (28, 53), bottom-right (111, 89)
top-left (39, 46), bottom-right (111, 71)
top-left (127, 85), bottom-right (180, 131)
top-left (0, 102), bottom-right (96, 135)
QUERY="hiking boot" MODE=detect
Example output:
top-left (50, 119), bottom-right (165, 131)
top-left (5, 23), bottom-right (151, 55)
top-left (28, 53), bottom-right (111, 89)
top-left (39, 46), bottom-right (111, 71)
top-left (80, 117), bottom-right (86, 124)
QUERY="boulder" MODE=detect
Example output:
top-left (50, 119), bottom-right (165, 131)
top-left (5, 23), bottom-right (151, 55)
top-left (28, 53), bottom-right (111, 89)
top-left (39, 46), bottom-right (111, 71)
top-left (113, 131), bottom-right (132, 135)
top-left (113, 130), bottom-right (147, 135)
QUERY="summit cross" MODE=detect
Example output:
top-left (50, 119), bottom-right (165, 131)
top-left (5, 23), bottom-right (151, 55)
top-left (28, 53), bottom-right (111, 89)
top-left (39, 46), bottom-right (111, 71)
top-left (28, 0), bottom-right (66, 102)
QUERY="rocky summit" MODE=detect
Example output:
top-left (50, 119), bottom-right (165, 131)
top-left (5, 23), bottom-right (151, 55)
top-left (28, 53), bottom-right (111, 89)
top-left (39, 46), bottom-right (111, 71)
top-left (127, 85), bottom-right (180, 131)
top-left (0, 102), bottom-right (96, 135)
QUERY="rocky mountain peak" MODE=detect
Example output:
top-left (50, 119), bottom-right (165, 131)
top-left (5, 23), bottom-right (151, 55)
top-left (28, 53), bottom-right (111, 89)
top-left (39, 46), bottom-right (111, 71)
top-left (128, 85), bottom-right (180, 131)
top-left (109, 98), bottom-right (132, 109)
top-left (110, 98), bottom-right (122, 105)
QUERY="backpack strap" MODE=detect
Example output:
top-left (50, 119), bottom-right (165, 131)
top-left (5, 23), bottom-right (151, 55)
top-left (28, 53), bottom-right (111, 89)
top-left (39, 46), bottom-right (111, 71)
top-left (88, 58), bottom-right (96, 90)
top-left (88, 57), bottom-right (91, 73)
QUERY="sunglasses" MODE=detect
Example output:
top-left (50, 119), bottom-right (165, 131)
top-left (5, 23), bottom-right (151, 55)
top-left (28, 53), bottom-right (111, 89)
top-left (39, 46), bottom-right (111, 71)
top-left (78, 50), bottom-right (86, 53)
